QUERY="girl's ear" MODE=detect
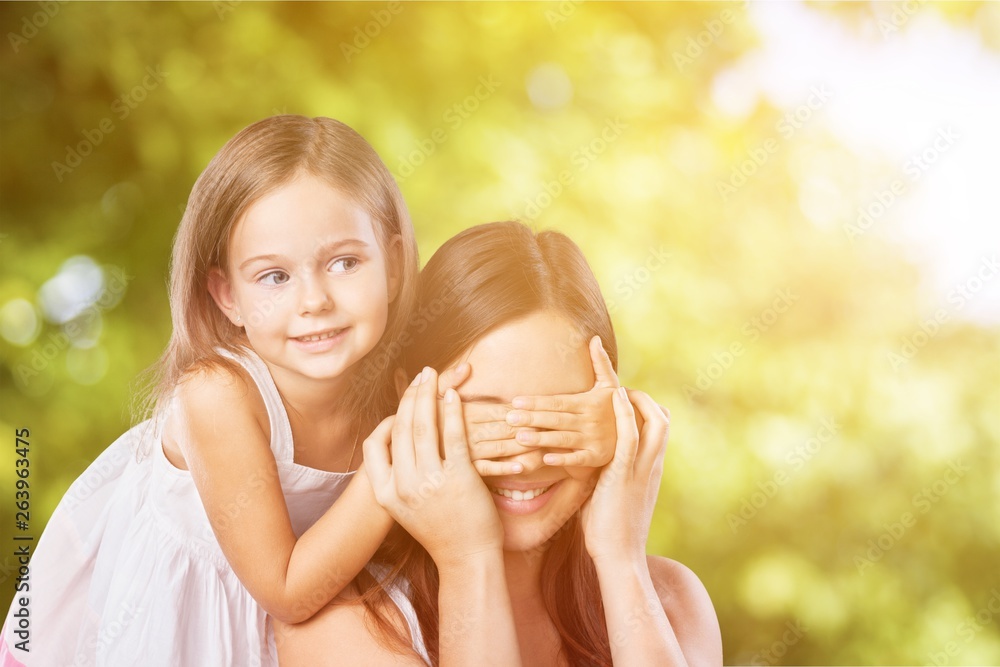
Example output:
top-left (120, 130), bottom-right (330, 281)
top-left (207, 267), bottom-right (242, 326)
top-left (386, 234), bottom-right (403, 305)
top-left (393, 367), bottom-right (410, 400)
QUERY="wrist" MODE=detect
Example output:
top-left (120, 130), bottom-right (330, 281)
top-left (435, 545), bottom-right (505, 575)
top-left (591, 550), bottom-right (647, 575)
top-left (354, 463), bottom-right (395, 525)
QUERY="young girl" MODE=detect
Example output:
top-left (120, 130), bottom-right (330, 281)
top-left (1, 115), bottom-right (427, 666)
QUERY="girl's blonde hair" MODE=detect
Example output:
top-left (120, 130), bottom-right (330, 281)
top-left (134, 115), bottom-right (418, 447)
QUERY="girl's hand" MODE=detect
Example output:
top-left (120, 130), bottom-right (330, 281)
top-left (365, 367), bottom-right (504, 568)
top-left (461, 401), bottom-right (538, 476)
top-left (430, 363), bottom-right (538, 476)
top-left (581, 388), bottom-right (670, 566)
top-left (502, 335), bottom-right (620, 468)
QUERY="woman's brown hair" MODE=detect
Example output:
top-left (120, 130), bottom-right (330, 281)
top-left (133, 115), bottom-right (419, 450)
top-left (358, 220), bottom-right (617, 666)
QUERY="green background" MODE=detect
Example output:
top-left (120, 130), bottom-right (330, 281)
top-left (2, 2), bottom-right (998, 664)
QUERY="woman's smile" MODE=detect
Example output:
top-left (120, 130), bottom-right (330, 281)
top-left (487, 478), bottom-right (564, 515)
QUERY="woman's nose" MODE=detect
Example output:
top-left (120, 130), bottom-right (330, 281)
top-left (507, 449), bottom-right (548, 475)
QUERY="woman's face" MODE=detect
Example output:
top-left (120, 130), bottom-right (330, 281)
top-left (447, 310), bottom-right (599, 553)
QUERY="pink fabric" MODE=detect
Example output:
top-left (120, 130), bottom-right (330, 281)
top-left (0, 622), bottom-right (27, 667)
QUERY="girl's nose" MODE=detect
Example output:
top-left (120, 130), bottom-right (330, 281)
top-left (299, 277), bottom-right (334, 315)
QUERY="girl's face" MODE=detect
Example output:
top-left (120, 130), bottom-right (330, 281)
top-left (210, 172), bottom-right (399, 390)
top-left (448, 311), bottom-right (599, 554)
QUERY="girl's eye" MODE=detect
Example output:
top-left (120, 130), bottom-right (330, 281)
top-left (330, 257), bottom-right (360, 273)
top-left (258, 271), bottom-right (290, 286)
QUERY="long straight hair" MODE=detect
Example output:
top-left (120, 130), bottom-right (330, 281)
top-left (358, 221), bottom-right (617, 666)
top-left (133, 115), bottom-right (419, 447)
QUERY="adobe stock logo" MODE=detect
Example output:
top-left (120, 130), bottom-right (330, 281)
top-left (853, 460), bottom-right (968, 575)
top-left (927, 587), bottom-right (1000, 666)
top-left (394, 75), bottom-right (501, 183)
top-left (51, 65), bottom-right (168, 182)
top-left (544, 0), bottom-right (584, 29)
top-left (514, 117), bottom-right (628, 222)
top-left (683, 288), bottom-right (799, 399)
top-left (727, 418), bottom-right (839, 534)
top-left (887, 254), bottom-right (998, 371)
top-left (716, 86), bottom-right (832, 202)
top-left (339, 2), bottom-right (403, 62)
top-left (671, 3), bottom-right (746, 72)
top-left (843, 126), bottom-right (958, 242)
top-left (7, 0), bottom-right (68, 53)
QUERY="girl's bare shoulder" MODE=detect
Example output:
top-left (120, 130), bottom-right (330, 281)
top-left (162, 358), bottom-right (269, 467)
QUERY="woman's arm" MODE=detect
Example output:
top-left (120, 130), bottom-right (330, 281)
top-left (365, 368), bottom-right (522, 667)
top-left (583, 388), bottom-right (722, 665)
top-left (174, 365), bottom-right (394, 624)
top-left (436, 549), bottom-right (514, 666)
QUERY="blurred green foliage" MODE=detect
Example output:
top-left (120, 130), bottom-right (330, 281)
top-left (1, 2), bottom-right (998, 664)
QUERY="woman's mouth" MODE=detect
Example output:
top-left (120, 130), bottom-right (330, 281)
top-left (491, 484), bottom-right (552, 501)
top-left (488, 480), bottom-right (562, 516)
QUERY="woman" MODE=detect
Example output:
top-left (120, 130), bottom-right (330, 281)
top-left (276, 221), bottom-right (722, 665)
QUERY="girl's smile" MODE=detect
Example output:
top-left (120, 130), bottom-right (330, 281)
top-left (209, 172), bottom-right (400, 394)
top-left (290, 325), bottom-right (351, 352)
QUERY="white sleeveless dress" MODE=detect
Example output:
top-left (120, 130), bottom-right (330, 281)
top-left (1, 346), bottom-right (428, 666)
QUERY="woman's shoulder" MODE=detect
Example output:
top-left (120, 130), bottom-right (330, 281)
top-left (646, 555), bottom-right (723, 665)
top-left (646, 555), bottom-right (706, 597)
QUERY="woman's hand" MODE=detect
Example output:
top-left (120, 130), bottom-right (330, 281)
top-left (581, 387), bottom-right (670, 566)
top-left (368, 367), bottom-right (523, 666)
top-left (425, 361), bottom-right (532, 476)
top-left (365, 366), bottom-right (504, 568)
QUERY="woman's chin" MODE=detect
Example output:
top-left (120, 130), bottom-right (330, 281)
top-left (496, 486), bottom-right (591, 555)
top-left (501, 528), bottom-right (555, 555)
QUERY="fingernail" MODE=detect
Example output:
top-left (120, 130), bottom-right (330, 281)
top-left (516, 430), bottom-right (532, 443)
top-left (444, 388), bottom-right (455, 404)
top-left (411, 372), bottom-right (422, 386)
top-left (511, 463), bottom-right (523, 473)
top-left (506, 411), bottom-right (522, 425)
top-left (420, 366), bottom-right (431, 383)
top-left (456, 362), bottom-right (469, 374)
top-left (543, 454), bottom-right (559, 465)
top-left (618, 386), bottom-right (628, 400)
top-left (511, 397), bottom-right (527, 409)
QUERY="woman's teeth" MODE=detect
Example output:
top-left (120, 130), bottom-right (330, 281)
top-left (297, 329), bottom-right (342, 342)
top-left (491, 485), bottom-right (552, 501)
